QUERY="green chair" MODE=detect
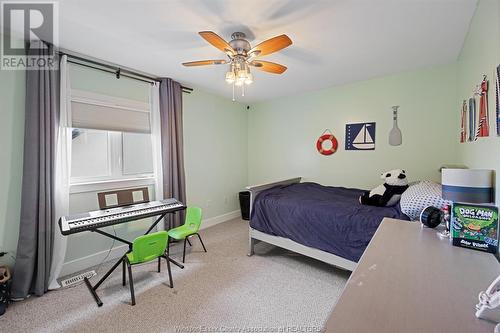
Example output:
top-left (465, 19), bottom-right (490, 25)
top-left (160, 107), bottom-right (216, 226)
top-left (167, 207), bottom-right (207, 263)
top-left (121, 231), bottom-right (172, 306)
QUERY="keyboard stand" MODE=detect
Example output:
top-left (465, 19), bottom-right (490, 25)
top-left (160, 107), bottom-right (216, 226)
top-left (83, 211), bottom-right (184, 307)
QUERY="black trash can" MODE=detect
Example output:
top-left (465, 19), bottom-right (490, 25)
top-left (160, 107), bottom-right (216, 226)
top-left (239, 191), bottom-right (251, 220)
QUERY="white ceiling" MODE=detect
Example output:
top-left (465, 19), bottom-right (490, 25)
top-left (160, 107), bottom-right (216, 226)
top-left (56, 0), bottom-right (477, 102)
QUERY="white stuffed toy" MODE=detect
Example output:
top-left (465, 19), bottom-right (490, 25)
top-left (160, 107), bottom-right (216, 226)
top-left (359, 169), bottom-right (409, 207)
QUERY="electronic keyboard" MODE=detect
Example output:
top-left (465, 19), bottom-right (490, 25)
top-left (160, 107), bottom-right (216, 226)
top-left (59, 199), bottom-right (184, 235)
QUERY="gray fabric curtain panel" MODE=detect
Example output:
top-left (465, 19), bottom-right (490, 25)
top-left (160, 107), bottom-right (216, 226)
top-left (159, 78), bottom-right (187, 229)
top-left (11, 41), bottom-right (59, 299)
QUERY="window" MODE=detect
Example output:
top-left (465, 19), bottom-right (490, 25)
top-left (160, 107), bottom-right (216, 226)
top-left (70, 129), bottom-right (154, 185)
top-left (122, 132), bottom-right (154, 175)
top-left (71, 129), bottom-right (109, 179)
top-left (69, 89), bottom-right (155, 188)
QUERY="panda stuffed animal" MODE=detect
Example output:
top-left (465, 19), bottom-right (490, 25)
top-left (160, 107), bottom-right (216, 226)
top-left (359, 169), bottom-right (409, 207)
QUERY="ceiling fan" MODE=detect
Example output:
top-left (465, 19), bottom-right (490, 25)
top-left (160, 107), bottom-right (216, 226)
top-left (182, 31), bottom-right (292, 100)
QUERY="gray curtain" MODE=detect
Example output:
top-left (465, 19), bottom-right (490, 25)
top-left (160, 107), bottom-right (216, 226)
top-left (11, 41), bottom-right (59, 298)
top-left (159, 78), bottom-right (186, 229)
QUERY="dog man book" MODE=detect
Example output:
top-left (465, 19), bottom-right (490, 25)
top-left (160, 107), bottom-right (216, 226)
top-left (451, 203), bottom-right (498, 253)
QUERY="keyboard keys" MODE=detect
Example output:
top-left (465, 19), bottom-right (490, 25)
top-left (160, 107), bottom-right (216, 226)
top-left (61, 200), bottom-right (184, 234)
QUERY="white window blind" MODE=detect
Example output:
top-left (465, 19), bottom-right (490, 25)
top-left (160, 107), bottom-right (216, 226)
top-left (71, 89), bottom-right (151, 133)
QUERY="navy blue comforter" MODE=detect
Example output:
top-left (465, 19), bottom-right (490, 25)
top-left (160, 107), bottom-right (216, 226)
top-left (250, 182), bottom-right (409, 262)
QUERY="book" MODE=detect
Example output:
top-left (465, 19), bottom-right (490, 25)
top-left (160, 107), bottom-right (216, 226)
top-left (451, 203), bottom-right (498, 253)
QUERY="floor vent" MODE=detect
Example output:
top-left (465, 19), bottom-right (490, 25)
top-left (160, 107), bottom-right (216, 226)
top-left (60, 270), bottom-right (96, 288)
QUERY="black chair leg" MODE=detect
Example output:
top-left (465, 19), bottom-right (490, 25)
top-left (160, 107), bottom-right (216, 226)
top-left (182, 238), bottom-right (187, 263)
top-left (122, 259), bottom-right (126, 286)
top-left (157, 257), bottom-right (161, 273)
top-left (163, 255), bottom-right (173, 288)
top-left (126, 260), bottom-right (136, 306)
top-left (196, 233), bottom-right (207, 252)
top-left (186, 237), bottom-right (192, 246)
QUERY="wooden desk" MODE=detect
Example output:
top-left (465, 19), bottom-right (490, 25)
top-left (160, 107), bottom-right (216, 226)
top-left (325, 218), bottom-right (500, 333)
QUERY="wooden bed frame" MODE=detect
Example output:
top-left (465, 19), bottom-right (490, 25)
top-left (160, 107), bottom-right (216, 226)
top-left (246, 177), bottom-right (357, 271)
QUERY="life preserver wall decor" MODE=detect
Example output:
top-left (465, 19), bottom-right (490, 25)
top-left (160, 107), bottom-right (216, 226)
top-left (316, 131), bottom-right (338, 155)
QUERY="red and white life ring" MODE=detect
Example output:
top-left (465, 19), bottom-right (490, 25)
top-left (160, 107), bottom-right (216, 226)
top-left (316, 134), bottom-right (338, 155)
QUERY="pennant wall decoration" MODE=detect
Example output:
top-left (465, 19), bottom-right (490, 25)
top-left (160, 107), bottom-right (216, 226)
top-left (496, 65), bottom-right (499, 136)
top-left (460, 100), bottom-right (467, 143)
top-left (469, 97), bottom-right (476, 141)
top-left (476, 75), bottom-right (489, 138)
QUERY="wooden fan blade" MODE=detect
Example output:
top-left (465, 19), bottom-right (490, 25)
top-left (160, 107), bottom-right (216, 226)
top-left (198, 31), bottom-right (235, 56)
top-left (249, 60), bottom-right (287, 74)
top-left (182, 60), bottom-right (227, 67)
top-left (248, 34), bottom-right (292, 57)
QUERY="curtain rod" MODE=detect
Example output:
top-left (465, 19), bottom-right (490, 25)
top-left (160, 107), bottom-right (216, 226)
top-left (59, 51), bottom-right (193, 94)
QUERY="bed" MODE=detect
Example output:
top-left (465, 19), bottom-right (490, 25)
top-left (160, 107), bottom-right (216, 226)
top-left (247, 178), bottom-right (409, 271)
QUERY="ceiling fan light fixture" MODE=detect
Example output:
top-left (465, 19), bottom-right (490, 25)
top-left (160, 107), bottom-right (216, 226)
top-left (184, 31), bottom-right (292, 101)
top-left (244, 73), bottom-right (253, 85)
top-left (225, 71), bottom-right (235, 84)
top-left (237, 71), bottom-right (247, 80)
top-left (237, 66), bottom-right (248, 80)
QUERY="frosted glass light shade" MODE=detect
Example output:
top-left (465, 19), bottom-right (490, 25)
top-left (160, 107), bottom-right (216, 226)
top-left (245, 73), bottom-right (253, 85)
top-left (237, 69), bottom-right (248, 79)
top-left (225, 71), bottom-right (235, 84)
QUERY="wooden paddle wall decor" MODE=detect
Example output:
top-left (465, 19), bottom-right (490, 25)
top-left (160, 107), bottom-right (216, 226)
top-left (389, 106), bottom-right (402, 146)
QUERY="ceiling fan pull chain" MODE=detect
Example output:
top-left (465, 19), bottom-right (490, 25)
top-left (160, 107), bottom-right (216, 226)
top-left (232, 83), bottom-right (235, 102)
top-left (242, 83), bottom-right (245, 97)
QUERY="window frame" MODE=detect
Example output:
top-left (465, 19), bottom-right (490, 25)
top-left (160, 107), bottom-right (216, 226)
top-left (69, 177), bottom-right (156, 195)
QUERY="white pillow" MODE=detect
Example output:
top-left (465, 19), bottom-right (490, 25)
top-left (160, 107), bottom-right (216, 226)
top-left (400, 181), bottom-right (451, 221)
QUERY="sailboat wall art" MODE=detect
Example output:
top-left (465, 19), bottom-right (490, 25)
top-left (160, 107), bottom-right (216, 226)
top-left (345, 122), bottom-right (376, 151)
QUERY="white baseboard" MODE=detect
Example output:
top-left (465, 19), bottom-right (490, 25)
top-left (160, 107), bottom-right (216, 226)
top-left (60, 244), bottom-right (129, 278)
top-left (59, 209), bottom-right (241, 278)
top-left (199, 210), bottom-right (240, 230)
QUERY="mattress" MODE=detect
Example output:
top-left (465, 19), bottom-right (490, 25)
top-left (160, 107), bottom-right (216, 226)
top-left (250, 182), bottom-right (409, 262)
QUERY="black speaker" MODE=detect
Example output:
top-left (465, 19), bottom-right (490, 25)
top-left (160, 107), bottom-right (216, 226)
top-left (420, 206), bottom-right (443, 228)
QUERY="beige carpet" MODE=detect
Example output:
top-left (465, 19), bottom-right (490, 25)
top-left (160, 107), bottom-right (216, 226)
top-left (0, 218), bottom-right (350, 333)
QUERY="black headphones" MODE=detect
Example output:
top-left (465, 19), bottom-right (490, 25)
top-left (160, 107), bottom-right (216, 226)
top-left (420, 206), bottom-right (443, 228)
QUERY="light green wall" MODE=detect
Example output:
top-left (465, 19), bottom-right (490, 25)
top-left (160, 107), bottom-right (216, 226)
top-left (248, 64), bottom-right (459, 189)
top-left (69, 64), bottom-right (150, 102)
top-left (0, 61), bottom-right (25, 267)
top-left (247, 0), bottom-right (499, 200)
top-left (456, 0), bottom-right (500, 203)
top-left (183, 89), bottom-right (248, 218)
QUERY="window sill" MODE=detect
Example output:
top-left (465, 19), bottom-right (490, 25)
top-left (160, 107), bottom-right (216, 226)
top-left (70, 177), bottom-right (156, 194)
